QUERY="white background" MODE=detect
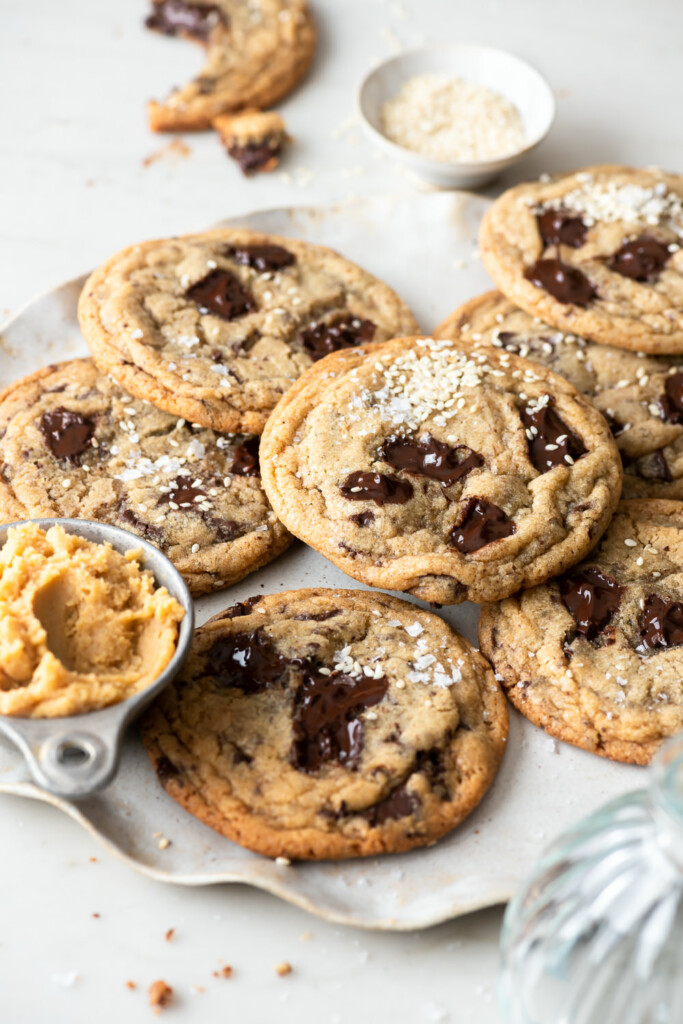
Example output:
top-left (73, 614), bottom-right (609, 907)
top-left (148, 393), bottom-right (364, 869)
top-left (0, 1), bottom-right (678, 1021)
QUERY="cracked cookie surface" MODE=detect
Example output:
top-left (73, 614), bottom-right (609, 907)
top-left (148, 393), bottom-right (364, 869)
top-left (78, 229), bottom-right (419, 434)
top-left (435, 291), bottom-right (683, 499)
top-left (0, 360), bottom-right (290, 595)
top-left (479, 500), bottom-right (683, 765)
top-left (260, 336), bottom-right (622, 605)
top-left (141, 588), bottom-right (508, 860)
top-left (146, 0), bottom-right (315, 132)
top-left (479, 165), bottom-right (683, 354)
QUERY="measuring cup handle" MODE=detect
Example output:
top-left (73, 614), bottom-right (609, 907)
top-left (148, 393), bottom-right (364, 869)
top-left (0, 720), bottom-right (122, 799)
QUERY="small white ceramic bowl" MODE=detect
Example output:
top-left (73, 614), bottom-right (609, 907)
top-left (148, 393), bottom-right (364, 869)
top-left (358, 45), bottom-right (556, 189)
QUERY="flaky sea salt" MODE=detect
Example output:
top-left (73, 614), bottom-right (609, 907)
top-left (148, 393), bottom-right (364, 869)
top-left (380, 74), bottom-right (525, 162)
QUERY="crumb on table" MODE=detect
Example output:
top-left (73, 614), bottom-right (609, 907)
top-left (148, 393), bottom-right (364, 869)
top-left (148, 980), bottom-right (173, 1011)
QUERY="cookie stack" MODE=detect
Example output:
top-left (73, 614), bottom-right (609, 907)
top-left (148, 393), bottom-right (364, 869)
top-left (6, 162), bottom-right (683, 863)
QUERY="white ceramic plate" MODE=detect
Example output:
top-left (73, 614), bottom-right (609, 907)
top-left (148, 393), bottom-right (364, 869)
top-left (0, 193), bottom-right (641, 930)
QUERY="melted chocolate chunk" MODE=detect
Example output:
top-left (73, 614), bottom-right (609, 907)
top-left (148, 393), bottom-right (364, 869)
top-left (300, 314), bottom-right (376, 361)
top-left (230, 436), bottom-right (260, 476)
top-left (155, 755), bottom-right (182, 786)
top-left (223, 243), bottom-right (294, 273)
top-left (290, 670), bottom-right (388, 773)
top-left (608, 235), bottom-right (670, 282)
top-left (537, 208), bottom-right (587, 248)
top-left (631, 448), bottom-right (673, 483)
top-left (520, 402), bottom-right (587, 473)
top-left (39, 407), bottom-right (97, 463)
top-left (559, 568), bottom-right (624, 640)
top-left (204, 515), bottom-right (242, 542)
top-left (219, 596), bottom-right (263, 619)
top-left (160, 475), bottom-right (207, 508)
top-left (349, 510), bottom-right (375, 527)
top-left (145, 0), bottom-right (224, 39)
top-left (208, 630), bottom-right (291, 694)
top-left (637, 594), bottom-right (683, 652)
top-left (380, 436), bottom-right (483, 485)
top-left (293, 611), bottom-right (340, 622)
top-left (658, 372), bottom-right (683, 424)
top-left (365, 781), bottom-right (419, 825)
top-left (187, 269), bottom-right (255, 320)
top-left (119, 507), bottom-right (166, 546)
top-left (524, 259), bottom-right (597, 307)
top-left (227, 142), bottom-right (281, 176)
top-left (340, 471), bottom-right (413, 507)
top-left (450, 499), bottom-right (515, 553)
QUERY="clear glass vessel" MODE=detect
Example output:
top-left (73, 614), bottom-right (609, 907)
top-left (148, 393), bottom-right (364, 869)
top-left (500, 736), bottom-right (683, 1024)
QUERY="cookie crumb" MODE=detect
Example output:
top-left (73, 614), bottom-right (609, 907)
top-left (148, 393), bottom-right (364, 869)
top-left (274, 962), bottom-right (292, 977)
top-left (126, 980), bottom-right (136, 990)
top-left (165, 928), bottom-right (175, 942)
top-left (148, 980), bottom-right (173, 1011)
top-left (275, 856), bottom-right (291, 866)
top-left (214, 965), bottom-right (233, 979)
top-left (158, 837), bottom-right (171, 850)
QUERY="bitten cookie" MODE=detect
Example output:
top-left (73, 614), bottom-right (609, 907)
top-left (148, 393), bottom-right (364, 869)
top-left (260, 336), bottom-right (622, 605)
top-left (78, 229), bottom-right (419, 434)
top-left (479, 500), bottom-right (683, 765)
top-left (145, 0), bottom-right (315, 132)
top-left (0, 360), bottom-right (291, 596)
top-left (141, 588), bottom-right (508, 860)
top-left (213, 109), bottom-right (290, 175)
top-left (479, 165), bottom-right (683, 354)
top-left (435, 291), bottom-right (683, 499)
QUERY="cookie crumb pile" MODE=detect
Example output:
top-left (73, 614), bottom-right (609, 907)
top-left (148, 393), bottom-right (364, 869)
top-left (380, 74), bottom-right (526, 162)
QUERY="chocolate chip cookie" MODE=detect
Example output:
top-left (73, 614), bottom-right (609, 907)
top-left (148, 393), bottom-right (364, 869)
top-left (479, 165), bottom-right (683, 354)
top-left (146, 0), bottom-right (315, 132)
top-left (78, 229), bottom-right (420, 434)
top-left (141, 588), bottom-right (508, 860)
top-left (0, 360), bottom-right (291, 596)
top-left (435, 291), bottom-right (683, 499)
top-left (260, 336), bottom-right (622, 605)
top-left (480, 500), bottom-right (683, 765)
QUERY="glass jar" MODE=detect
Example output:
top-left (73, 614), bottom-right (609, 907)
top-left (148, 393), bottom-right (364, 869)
top-left (500, 736), bottom-right (683, 1024)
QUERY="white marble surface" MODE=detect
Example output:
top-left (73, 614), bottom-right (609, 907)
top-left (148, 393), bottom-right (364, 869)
top-left (0, 1), bottom-right (678, 1020)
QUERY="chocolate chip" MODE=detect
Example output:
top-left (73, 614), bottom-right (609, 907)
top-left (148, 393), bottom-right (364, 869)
top-left (159, 475), bottom-right (206, 508)
top-left (155, 755), bottom-right (182, 786)
top-left (608, 235), bottom-right (670, 282)
top-left (227, 142), bottom-right (281, 176)
top-left (208, 630), bottom-right (292, 694)
top-left (223, 244), bottom-right (295, 273)
top-left (658, 372), bottom-right (683, 424)
top-left (364, 781), bottom-right (419, 825)
top-left (524, 258), bottom-right (597, 307)
top-left (145, 0), bottom-right (225, 40)
top-left (537, 208), bottom-right (587, 248)
top-left (637, 594), bottom-right (683, 652)
top-left (290, 670), bottom-right (388, 773)
top-left (349, 510), bottom-right (375, 527)
top-left (520, 401), bottom-right (587, 473)
top-left (450, 498), bottom-right (515, 553)
top-left (293, 611), bottom-right (341, 622)
top-left (219, 596), bottom-right (263, 619)
top-left (119, 507), bottom-right (166, 546)
top-left (187, 269), bottom-right (255, 320)
top-left (230, 436), bottom-right (260, 476)
top-left (300, 314), bottom-right (376, 362)
top-left (559, 568), bottom-right (624, 640)
top-left (204, 515), bottom-right (242, 542)
top-left (340, 471), bottom-right (413, 507)
top-left (39, 407), bottom-right (97, 463)
top-left (380, 436), bottom-right (483, 485)
top-left (626, 448), bottom-right (672, 483)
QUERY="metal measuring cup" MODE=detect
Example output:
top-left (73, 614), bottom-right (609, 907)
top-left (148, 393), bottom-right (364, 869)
top-left (0, 518), bottom-right (194, 799)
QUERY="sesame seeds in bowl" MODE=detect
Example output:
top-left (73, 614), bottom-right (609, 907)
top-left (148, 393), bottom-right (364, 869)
top-left (358, 45), bottom-right (555, 189)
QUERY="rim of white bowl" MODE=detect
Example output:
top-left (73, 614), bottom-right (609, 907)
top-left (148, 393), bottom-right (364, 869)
top-left (357, 44), bottom-right (556, 172)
